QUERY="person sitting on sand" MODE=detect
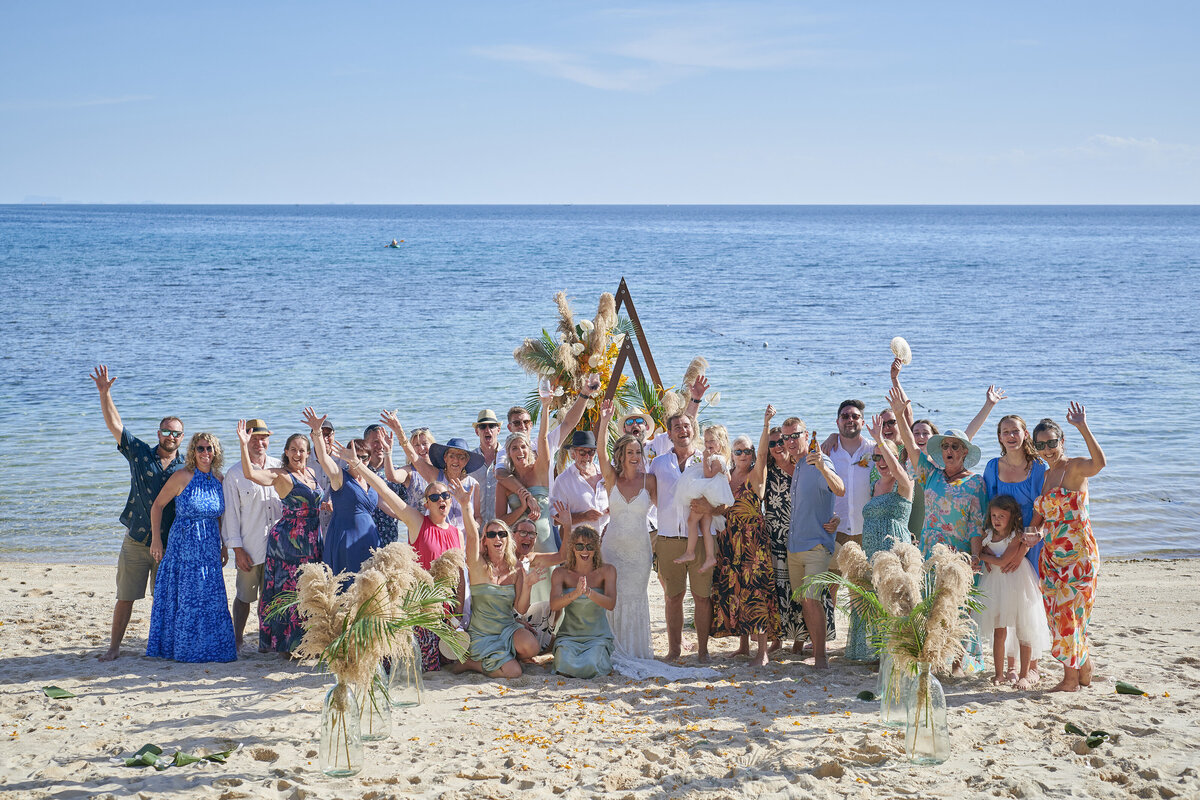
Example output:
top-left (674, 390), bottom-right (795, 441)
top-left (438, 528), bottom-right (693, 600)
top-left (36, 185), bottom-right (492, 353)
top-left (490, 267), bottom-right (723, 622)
top-left (551, 525), bottom-right (616, 678)
top-left (512, 517), bottom-right (563, 652)
top-left (90, 364), bottom-right (187, 662)
top-left (456, 514), bottom-right (542, 679)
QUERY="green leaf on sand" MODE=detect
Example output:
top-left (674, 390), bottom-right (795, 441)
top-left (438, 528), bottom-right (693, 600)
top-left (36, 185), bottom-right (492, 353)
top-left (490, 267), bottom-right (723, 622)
top-left (171, 751), bottom-right (203, 767)
top-left (1064, 722), bottom-right (1086, 736)
top-left (41, 686), bottom-right (76, 699)
top-left (1116, 681), bottom-right (1147, 696)
top-left (124, 743), bottom-right (238, 769)
top-left (1086, 732), bottom-right (1111, 748)
top-left (124, 744), bottom-right (164, 768)
top-left (132, 744), bottom-right (163, 759)
top-left (857, 690), bottom-right (877, 701)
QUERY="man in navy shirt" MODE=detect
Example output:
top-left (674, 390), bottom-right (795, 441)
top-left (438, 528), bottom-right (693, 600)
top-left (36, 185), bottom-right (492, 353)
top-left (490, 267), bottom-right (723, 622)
top-left (91, 365), bottom-right (185, 662)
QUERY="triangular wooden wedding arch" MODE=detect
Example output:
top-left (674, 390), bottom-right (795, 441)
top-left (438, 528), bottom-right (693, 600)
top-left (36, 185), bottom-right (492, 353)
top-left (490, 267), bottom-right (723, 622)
top-left (602, 277), bottom-right (663, 404)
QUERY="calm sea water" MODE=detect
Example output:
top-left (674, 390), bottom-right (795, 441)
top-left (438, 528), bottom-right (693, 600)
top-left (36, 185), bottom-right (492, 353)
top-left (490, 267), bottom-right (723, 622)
top-left (1, 205), bottom-right (1197, 562)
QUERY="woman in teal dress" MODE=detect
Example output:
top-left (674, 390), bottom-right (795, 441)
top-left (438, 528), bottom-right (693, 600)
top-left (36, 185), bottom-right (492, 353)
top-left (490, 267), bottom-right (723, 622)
top-left (845, 424), bottom-right (914, 662)
top-left (453, 484), bottom-right (542, 679)
top-left (551, 525), bottom-right (615, 679)
top-left (495, 404), bottom-right (557, 603)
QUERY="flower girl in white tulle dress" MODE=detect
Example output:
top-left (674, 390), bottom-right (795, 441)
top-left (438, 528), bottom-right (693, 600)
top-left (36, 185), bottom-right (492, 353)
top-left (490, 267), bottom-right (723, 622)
top-left (974, 495), bottom-right (1051, 689)
top-left (673, 427), bottom-right (735, 572)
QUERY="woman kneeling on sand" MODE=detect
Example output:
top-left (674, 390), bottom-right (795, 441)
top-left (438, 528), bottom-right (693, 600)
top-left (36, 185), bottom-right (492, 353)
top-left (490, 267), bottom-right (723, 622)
top-left (455, 513), bottom-right (541, 678)
top-left (551, 525), bottom-right (616, 678)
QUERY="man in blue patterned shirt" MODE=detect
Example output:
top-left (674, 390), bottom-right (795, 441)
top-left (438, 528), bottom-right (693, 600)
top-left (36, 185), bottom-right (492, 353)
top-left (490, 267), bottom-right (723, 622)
top-left (91, 365), bottom-right (185, 662)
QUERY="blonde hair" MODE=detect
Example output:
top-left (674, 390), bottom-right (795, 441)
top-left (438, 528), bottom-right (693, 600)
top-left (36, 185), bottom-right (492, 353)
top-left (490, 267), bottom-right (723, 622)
top-left (566, 525), bottom-right (604, 572)
top-left (611, 434), bottom-right (644, 480)
top-left (480, 519), bottom-right (517, 574)
top-left (703, 424), bottom-right (731, 466)
top-left (185, 432), bottom-right (224, 475)
top-left (504, 432), bottom-right (533, 468)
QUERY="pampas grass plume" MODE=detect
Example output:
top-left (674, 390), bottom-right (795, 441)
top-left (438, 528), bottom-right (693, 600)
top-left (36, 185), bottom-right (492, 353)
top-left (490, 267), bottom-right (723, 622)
top-left (682, 356), bottom-right (708, 392)
top-left (835, 541), bottom-right (872, 588)
top-left (890, 336), bottom-right (912, 365)
top-left (592, 293), bottom-right (616, 351)
top-left (430, 548), bottom-right (466, 588)
top-left (554, 291), bottom-right (575, 340)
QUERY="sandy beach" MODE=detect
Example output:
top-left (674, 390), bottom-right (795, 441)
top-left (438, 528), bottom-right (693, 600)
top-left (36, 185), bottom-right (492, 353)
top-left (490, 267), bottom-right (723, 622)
top-left (1, 558), bottom-right (1197, 800)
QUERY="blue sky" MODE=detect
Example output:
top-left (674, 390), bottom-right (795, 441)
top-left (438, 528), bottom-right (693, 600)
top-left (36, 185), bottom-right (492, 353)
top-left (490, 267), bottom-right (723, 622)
top-left (2, 2), bottom-right (1196, 203)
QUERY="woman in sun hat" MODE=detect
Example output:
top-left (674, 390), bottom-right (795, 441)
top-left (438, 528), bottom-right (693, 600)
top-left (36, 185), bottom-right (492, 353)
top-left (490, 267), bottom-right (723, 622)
top-left (387, 413), bottom-right (483, 529)
top-left (889, 391), bottom-right (989, 672)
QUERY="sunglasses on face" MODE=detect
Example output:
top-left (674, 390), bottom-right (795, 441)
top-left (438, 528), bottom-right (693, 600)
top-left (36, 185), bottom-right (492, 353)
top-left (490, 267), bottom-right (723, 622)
top-left (871, 454), bottom-right (886, 462)
top-left (477, 423), bottom-right (500, 430)
top-left (881, 420), bottom-right (897, 428)
top-left (573, 543), bottom-right (596, 551)
top-left (768, 440), bottom-right (784, 448)
top-left (839, 413), bottom-right (863, 421)
top-left (425, 491), bottom-right (452, 502)
top-left (159, 429), bottom-right (184, 438)
top-left (511, 419), bottom-right (532, 427)
top-left (624, 417), bottom-right (646, 426)
top-left (515, 528), bottom-right (537, 537)
top-left (1033, 438), bottom-right (1060, 451)
top-left (733, 448), bottom-right (753, 456)
top-left (574, 448), bottom-right (596, 457)
top-left (941, 441), bottom-right (966, 452)
top-left (485, 530), bottom-right (508, 539)
top-left (781, 432), bottom-right (804, 441)
top-left (195, 445), bottom-right (214, 453)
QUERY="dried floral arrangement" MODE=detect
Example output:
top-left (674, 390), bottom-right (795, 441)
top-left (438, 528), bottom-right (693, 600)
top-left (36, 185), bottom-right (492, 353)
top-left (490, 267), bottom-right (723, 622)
top-left (512, 290), bottom-right (718, 439)
top-left (800, 540), bottom-right (981, 675)
top-left (267, 542), bottom-right (466, 690)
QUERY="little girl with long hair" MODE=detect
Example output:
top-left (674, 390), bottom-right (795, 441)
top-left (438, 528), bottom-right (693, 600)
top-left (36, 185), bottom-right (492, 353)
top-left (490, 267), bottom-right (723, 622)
top-left (973, 495), bottom-right (1051, 688)
top-left (673, 426), bottom-right (735, 572)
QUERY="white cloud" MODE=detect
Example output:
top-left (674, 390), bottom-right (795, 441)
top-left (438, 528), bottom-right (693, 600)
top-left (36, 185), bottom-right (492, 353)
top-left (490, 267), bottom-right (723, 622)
top-left (474, 4), bottom-right (831, 91)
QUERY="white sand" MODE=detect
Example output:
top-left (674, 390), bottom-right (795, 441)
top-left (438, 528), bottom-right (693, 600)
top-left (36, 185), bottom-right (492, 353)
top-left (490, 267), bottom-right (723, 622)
top-left (1, 559), bottom-right (1198, 799)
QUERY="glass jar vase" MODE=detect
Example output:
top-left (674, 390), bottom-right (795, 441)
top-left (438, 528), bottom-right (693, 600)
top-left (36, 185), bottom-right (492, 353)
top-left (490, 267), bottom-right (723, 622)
top-left (878, 651), bottom-right (912, 727)
top-left (387, 634), bottom-right (424, 708)
top-left (319, 681), bottom-right (363, 777)
top-left (904, 662), bottom-right (950, 764)
top-left (361, 667), bottom-right (393, 742)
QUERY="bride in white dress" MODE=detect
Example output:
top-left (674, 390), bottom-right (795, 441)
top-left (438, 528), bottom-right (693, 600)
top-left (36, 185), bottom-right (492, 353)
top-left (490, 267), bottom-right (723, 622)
top-left (596, 401), bottom-right (716, 681)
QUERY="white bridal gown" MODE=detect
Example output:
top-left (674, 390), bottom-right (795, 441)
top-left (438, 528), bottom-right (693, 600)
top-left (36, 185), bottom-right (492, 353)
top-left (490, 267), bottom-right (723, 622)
top-left (602, 482), bottom-right (716, 681)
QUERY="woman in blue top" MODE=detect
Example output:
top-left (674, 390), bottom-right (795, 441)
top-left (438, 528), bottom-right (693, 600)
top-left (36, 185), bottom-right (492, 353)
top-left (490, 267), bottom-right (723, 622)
top-left (982, 413), bottom-right (1047, 683)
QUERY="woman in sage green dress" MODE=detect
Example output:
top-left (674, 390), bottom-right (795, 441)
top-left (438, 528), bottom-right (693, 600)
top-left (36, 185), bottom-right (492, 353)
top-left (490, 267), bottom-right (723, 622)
top-left (845, 420), bottom-right (914, 662)
top-left (495, 403), bottom-right (557, 604)
top-left (551, 525), bottom-right (615, 678)
top-left (453, 494), bottom-right (542, 679)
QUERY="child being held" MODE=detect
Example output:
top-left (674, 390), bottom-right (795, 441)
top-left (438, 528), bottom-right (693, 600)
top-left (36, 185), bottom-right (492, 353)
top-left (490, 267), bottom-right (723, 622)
top-left (673, 426), bottom-right (735, 572)
top-left (972, 495), bottom-right (1051, 689)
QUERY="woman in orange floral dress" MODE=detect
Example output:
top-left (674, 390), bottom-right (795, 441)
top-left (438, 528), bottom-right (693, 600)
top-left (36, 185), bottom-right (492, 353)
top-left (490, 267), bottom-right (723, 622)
top-left (711, 406), bottom-right (781, 666)
top-left (1029, 402), bottom-right (1107, 693)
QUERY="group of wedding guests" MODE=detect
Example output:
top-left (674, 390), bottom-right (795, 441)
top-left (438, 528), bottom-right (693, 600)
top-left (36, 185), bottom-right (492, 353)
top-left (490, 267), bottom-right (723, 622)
top-left (90, 357), bottom-right (1105, 692)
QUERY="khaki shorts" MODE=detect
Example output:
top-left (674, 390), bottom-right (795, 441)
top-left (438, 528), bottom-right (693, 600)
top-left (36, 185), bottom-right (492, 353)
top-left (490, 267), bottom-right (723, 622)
top-left (787, 547), bottom-right (832, 600)
top-left (235, 562), bottom-right (265, 604)
top-left (115, 535), bottom-right (158, 602)
top-left (653, 536), bottom-right (713, 599)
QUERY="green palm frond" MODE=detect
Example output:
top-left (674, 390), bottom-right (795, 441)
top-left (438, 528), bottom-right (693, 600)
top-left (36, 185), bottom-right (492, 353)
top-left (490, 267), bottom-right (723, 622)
top-left (263, 590), bottom-right (300, 622)
top-left (514, 330), bottom-right (562, 377)
top-left (614, 315), bottom-right (636, 340)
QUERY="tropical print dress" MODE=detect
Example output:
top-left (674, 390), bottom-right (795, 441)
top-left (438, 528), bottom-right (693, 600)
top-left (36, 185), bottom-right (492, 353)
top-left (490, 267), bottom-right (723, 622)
top-left (259, 476), bottom-right (322, 654)
top-left (1034, 485), bottom-right (1098, 669)
top-left (765, 462), bottom-right (834, 643)
top-left (711, 481), bottom-right (780, 639)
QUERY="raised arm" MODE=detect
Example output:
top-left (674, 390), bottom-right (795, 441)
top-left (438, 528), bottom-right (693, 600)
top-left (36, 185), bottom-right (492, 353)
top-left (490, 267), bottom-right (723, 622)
top-left (549, 374), bottom-right (601, 446)
top-left (336, 442), bottom-right (424, 529)
top-left (749, 404), bottom-right (775, 495)
top-left (1065, 402), bottom-right (1107, 480)
top-left (90, 364), bottom-right (123, 442)
top-left (236, 420), bottom-right (292, 496)
top-left (867, 415), bottom-right (912, 501)
top-left (381, 410), bottom-right (438, 483)
top-left (888, 387), bottom-right (920, 460)
top-left (890, 358), bottom-right (915, 428)
top-left (596, 399), bottom-right (618, 491)
top-left (149, 470), bottom-right (190, 563)
top-left (964, 385), bottom-right (1006, 441)
top-left (533, 396), bottom-right (551, 478)
top-left (453, 479), bottom-right (479, 564)
top-left (686, 374), bottom-right (709, 424)
top-left (303, 407), bottom-right (342, 491)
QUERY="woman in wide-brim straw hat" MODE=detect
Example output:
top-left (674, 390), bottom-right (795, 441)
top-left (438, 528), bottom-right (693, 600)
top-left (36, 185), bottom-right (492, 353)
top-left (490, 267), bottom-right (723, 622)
top-left (889, 389), bottom-right (990, 672)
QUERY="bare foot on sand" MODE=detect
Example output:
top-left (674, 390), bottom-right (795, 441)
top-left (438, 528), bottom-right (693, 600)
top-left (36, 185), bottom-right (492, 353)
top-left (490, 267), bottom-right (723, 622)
top-left (768, 639), bottom-right (782, 653)
top-left (97, 647), bottom-right (120, 662)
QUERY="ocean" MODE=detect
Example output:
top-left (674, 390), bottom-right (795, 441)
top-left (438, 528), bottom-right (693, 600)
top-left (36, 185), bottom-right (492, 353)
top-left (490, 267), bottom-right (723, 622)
top-left (1, 204), bottom-right (1196, 562)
